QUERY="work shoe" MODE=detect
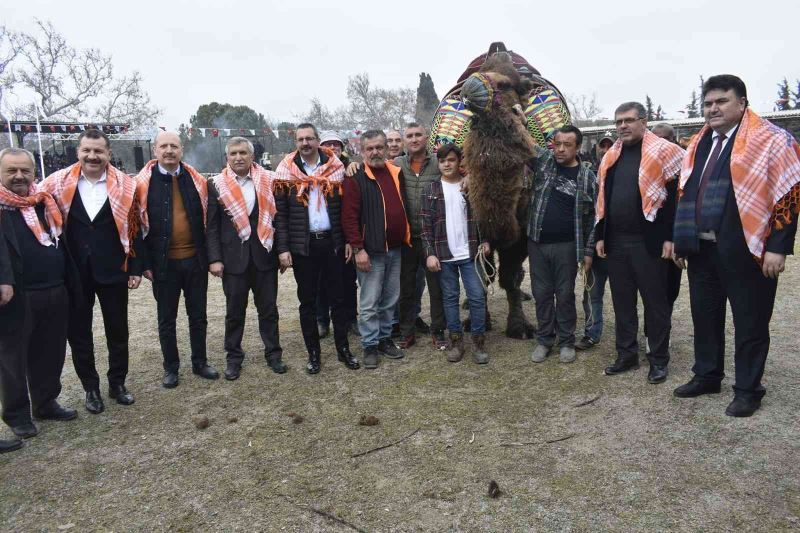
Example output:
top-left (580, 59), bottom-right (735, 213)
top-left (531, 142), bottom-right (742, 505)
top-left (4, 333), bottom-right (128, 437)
top-left (377, 338), bottom-right (404, 359)
top-left (431, 331), bottom-right (448, 351)
top-left (446, 333), bottom-right (464, 363)
top-left (363, 346), bottom-right (380, 369)
top-left (531, 344), bottom-right (550, 363)
top-left (559, 346), bottom-right (576, 363)
top-left (472, 334), bottom-right (490, 364)
top-left (575, 336), bottom-right (598, 350)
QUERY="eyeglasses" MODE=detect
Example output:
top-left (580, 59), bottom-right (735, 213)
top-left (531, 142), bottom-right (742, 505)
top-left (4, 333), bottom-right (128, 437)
top-left (614, 117), bottom-right (644, 127)
top-left (296, 137), bottom-right (317, 143)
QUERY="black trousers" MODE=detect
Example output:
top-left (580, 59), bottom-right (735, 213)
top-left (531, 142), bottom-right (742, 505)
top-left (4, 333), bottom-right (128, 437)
top-left (644, 261), bottom-right (682, 340)
top-left (293, 236), bottom-right (349, 354)
top-left (151, 257), bottom-right (208, 372)
top-left (69, 272), bottom-right (129, 392)
top-left (0, 285), bottom-right (68, 427)
top-left (316, 259), bottom-right (357, 327)
top-left (221, 262), bottom-right (281, 364)
top-left (528, 240), bottom-right (578, 348)
top-left (605, 234), bottom-right (671, 366)
top-left (399, 237), bottom-right (445, 336)
top-left (687, 241), bottom-right (776, 400)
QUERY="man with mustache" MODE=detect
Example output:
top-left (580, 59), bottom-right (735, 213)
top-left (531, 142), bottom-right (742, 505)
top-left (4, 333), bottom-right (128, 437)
top-left (673, 75), bottom-right (799, 416)
top-left (136, 131), bottom-right (219, 388)
top-left (207, 137), bottom-right (285, 380)
top-left (42, 129), bottom-right (143, 414)
top-left (342, 130), bottom-right (410, 369)
top-left (0, 148), bottom-right (81, 449)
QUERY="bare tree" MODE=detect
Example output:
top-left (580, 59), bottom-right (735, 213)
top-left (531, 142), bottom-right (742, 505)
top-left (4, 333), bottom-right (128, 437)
top-left (566, 93), bottom-right (603, 125)
top-left (0, 26), bottom-right (26, 117)
top-left (95, 72), bottom-right (161, 128)
top-left (12, 19), bottom-right (159, 128)
top-left (346, 73), bottom-right (415, 129)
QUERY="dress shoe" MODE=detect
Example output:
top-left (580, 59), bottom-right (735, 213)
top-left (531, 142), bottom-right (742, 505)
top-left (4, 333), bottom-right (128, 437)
top-left (11, 422), bottom-right (38, 439)
top-left (192, 364), bottom-right (220, 380)
top-left (224, 362), bottom-right (241, 381)
top-left (363, 346), bottom-right (380, 369)
top-left (34, 402), bottom-right (78, 421)
top-left (337, 346), bottom-right (360, 370)
top-left (0, 438), bottom-right (23, 453)
top-left (162, 371), bottom-right (179, 389)
top-left (267, 355), bottom-right (287, 374)
top-left (604, 358), bottom-right (639, 375)
top-left (109, 385), bottom-right (135, 406)
top-left (414, 317), bottom-right (431, 334)
top-left (317, 322), bottom-right (330, 339)
top-left (377, 338), bottom-right (404, 360)
top-left (306, 352), bottom-right (321, 375)
top-left (725, 397), bottom-right (761, 417)
top-left (85, 390), bottom-right (105, 414)
top-left (647, 364), bottom-right (668, 384)
top-left (673, 379), bottom-right (721, 398)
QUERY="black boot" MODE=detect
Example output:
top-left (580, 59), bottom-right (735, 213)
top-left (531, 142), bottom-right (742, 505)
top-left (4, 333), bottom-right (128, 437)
top-left (306, 351), bottom-right (321, 374)
top-left (337, 346), bottom-right (360, 370)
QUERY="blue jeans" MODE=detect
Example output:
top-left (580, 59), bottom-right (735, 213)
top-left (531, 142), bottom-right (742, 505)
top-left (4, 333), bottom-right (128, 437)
top-left (356, 248), bottom-right (401, 348)
top-left (439, 258), bottom-right (486, 335)
top-left (581, 256), bottom-right (608, 342)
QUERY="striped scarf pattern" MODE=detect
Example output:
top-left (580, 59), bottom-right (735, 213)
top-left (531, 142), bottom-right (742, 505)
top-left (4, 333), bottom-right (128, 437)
top-left (134, 159), bottom-right (209, 237)
top-left (210, 163), bottom-right (276, 251)
top-left (0, 183), bottom-right (63, 246)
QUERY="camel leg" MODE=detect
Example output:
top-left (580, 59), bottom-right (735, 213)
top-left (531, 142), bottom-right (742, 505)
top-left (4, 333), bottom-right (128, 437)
top-left (499, 239), bottom-right (535, 339)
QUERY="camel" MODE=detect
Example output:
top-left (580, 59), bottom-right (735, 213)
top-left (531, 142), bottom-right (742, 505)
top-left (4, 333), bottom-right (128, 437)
top-left (428, 42), bottom-right (572, 338)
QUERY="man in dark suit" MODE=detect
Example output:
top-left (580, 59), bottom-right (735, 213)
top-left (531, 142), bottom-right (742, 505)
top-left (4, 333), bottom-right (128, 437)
top-left (673, 75), bottom-right (799, 417)
top-left (138, 132), bottom-right (219, 388)
top-left (274, 124), bottom-right (359, 374)
top-left (594, 102), bottom-right (685, 385)
top-left (207, 137), bottom-right (285, 380)
top-left (42, 129), bottom-right (143, 414)
top-left (0, 148), bottom-right (79, 450)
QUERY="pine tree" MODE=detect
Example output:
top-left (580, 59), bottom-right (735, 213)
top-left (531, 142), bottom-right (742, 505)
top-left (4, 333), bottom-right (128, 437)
top-left (655, 105), bottom-right (665, 120)
top-left (792, 80), bottom-right (800, 109)
top-left (415, 73), bottom-right (439, 127)
top-left (686, 90), bottom-right (700, 118)
top-left (776, 77), bottom-right (791, 110)
top-left (645, 95), bottom-right (654, 121)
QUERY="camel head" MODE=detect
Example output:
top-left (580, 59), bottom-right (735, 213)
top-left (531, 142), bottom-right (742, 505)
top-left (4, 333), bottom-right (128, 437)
top-left (461, 52), bottom-right (532, 127)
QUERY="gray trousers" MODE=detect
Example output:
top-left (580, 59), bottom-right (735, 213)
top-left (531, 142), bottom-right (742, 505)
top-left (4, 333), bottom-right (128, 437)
top-left (528, 240), bottom-right (578, 348)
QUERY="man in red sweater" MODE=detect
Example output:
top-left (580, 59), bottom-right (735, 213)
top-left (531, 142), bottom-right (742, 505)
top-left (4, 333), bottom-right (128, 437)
top-left (341, 130), bottom-right (410, 369)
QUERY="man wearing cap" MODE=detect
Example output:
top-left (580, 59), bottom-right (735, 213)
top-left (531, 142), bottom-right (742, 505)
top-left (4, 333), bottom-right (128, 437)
top-left (274, 124), bottom-right (359, 374)
top-left (315, 131), bottom-right (358, 340)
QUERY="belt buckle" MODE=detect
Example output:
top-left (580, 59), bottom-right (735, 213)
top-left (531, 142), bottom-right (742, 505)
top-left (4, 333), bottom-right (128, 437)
top-left (312, 231), bottom-right (327, 240)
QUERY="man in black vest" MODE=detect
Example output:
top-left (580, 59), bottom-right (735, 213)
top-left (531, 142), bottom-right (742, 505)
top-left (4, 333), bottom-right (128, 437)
top-left (275, 124), bottom-right (359, 374)
top-left (42, 129), bottom-right (143, 414)
top-left (673, 75), bottom-right (799, 417)
top-left (139, 131), bottom-right (219, 388)
top-left (207, 137), bottom-right (285, 380)
top-left (0, 148), bottom-right (79, 450)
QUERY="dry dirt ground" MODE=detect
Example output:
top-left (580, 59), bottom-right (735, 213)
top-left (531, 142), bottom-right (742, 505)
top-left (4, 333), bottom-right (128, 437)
top-left (1, 253), bottom-right (799, 532)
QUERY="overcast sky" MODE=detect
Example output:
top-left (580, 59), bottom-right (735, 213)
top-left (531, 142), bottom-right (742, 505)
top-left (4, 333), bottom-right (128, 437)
top-left (5, 0), bottom-right (798, 129)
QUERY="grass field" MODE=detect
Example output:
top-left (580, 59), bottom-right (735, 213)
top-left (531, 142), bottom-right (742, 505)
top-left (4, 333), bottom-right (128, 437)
top-left (1, 254), bottom-right (798, 532)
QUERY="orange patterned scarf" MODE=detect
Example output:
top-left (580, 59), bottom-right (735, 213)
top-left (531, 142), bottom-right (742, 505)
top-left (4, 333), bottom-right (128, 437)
top-left (596, 129), bottom-right (685, 223)
top-left (134, 159), bottom-right (209, 237)
top-left (273, 147), bottom-right (344, 207)
top-left (41, 163), bottom-right (138, 257)
top-left (679, 108), bottom-right (800, 259)
top-left (210, 163), bottom-right (276, 251)
top-left (0, 183), bottom-right (63, 246)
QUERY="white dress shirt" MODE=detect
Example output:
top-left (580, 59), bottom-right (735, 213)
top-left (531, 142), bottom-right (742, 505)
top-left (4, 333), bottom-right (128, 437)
top-left (235, 173), bottom-right (256, 215)
top-left (700, 124), bottom-right (738, 176)
top-left (302, 156), bottom-right (332, 232)
top-left (158, 163), bottom-right (181, 177)
top-left (77, 171), bottom-right (108, 221)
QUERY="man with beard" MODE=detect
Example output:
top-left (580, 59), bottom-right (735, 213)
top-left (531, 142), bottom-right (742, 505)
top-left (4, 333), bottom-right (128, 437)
top-left (136, 131), bottom-right (219, 388)
top-left (274, 124), bottom-right (359, 374)
top-left (594, 102), bottom-right (685, 384)
top-left (207, 137), bottom-right (285, 380)
top-left (0, 148), bottom-right (80, 449)
top-left (42, 129), bottom-right (142, 414)
top-left (342, 130), bottom-right (409, 369)
top-left (673, 75), bottom-right (799, 416)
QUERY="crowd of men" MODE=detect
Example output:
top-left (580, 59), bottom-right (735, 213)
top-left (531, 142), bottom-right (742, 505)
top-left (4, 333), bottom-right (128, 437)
top-left (0, 74), bottom-right (797, 455)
